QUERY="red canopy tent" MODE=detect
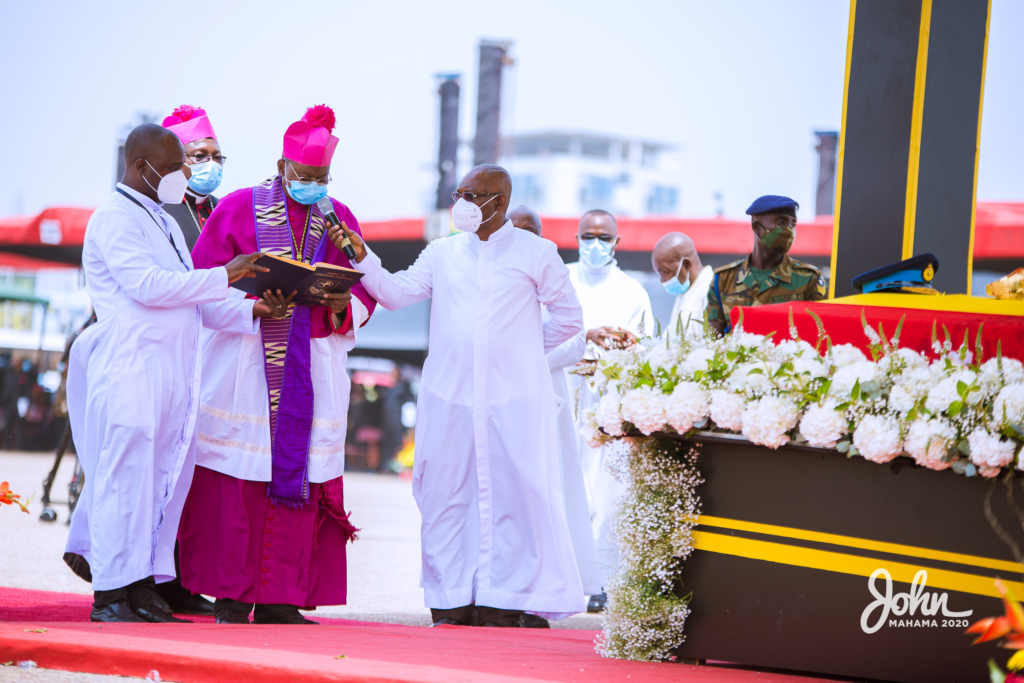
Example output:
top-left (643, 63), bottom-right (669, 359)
top-left (0, 202), bottom-right (1021, 266)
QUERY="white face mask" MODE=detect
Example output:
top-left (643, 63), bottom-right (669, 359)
top-left (144, 160), bottom-right (189, 204)
top-left (451, 195), bottom-right (498, 233)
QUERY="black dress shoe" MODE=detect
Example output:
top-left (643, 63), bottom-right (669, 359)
top-left (253, 604), bottom-right (318, 625)
top-left (518, 613), bottom-right (551, 628)
top-left (166, 593), bottom-right (216, 616)
top-left (133, 604), bottom-right (192, 623)
top-left (91, 601), bottom-right (146, 623)
top-left (150, 593), bottom-right (174, 614)
top-left (587, 592), bottom-right (607, 613)
top-left (216, 610), bottom-right (252, 624)
top-left (431, 618), bottom-right (464, 627)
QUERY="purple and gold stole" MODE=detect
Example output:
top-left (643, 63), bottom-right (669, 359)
top-left (252, 176), bottom-right (330, 506)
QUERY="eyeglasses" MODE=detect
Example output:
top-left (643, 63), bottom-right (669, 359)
top-left (186, 153), bottom-right (227, 164)
top-left (579, 234), bottom-right (616, 243)
top-left (287, 162), bottom-right (331, 186)
top-left (452, 191), bottom-right (499, 203)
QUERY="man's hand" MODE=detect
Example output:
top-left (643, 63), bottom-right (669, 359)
top-left (586, 326), bottom-right (637, 350)
top-left (225, 253), bottom-right (270, 284)
top-left (253, 289), bottom-right (295, 319)
top-left (328, 222), bottom-right (366, 264)
top-left (322, 288), bottom-right (352, 315)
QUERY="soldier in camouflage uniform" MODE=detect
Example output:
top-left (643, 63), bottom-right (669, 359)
top-left (706, 195), bottom-right (827, 335)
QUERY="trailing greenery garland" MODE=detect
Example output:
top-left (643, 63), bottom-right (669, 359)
top-left (596, 437), bottom-right (702, 662)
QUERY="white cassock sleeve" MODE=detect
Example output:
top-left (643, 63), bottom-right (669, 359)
top-left (200, 288), bottom-right (259, 335)
top-left (352, 245), bottom-right (433, 311)
top-left (546, 331), bottom-right (585, 372)
top-left (535, 242), bottom-right (584, 353)
top-left (101, 217), bottom-right (230, 307)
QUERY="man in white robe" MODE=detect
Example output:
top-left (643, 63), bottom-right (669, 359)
top-left (652, 232), bottom-right (712, 337)
top-left (566, 210), bottom-right (653, 612)
top-left (65, 124), bottom-right (274, 623)
top-left (509, 206), bottom-right (602, 612)
top-left (334, 166), bottom-right (586, 627)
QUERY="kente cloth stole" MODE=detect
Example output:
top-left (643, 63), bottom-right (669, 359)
top-left (252, 176), bottom-right (330, 506)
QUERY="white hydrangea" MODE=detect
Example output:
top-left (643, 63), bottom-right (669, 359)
top-left (791, 354), bottom-right (830, 380)
top-left (726, 361), bottom-right (776, 396)
top-left (904, 418), bottom-right (956, 470)
top-left (646, 343), bottom-right (678, 372)
top-left (596, 390), bottom-right (625, 437)
top-left (579, 406), bottom-right (609, 448)
top-left (664, 382), bottom-right (710, 434)
top-left (888, 385), bottom-right (918, 413)
top-left (993, 383), bottom-right (1024, 428)
top-left (830, 361), bottom-right (880, 399)
top-left (828, 344), bottom-right (867, 368)
top-left (924, 370), bottom-right (980, 414)
top-left (978, 358), bottom-right (1024, 397)
top-left (725, 331), bottom-right (770, 351)
top-left (770, 339), bottom-right (817, 363)
top-left (799, 401), bottom-right (848, 449)
top-left (709, 390), bottom-right (744, 431)
top-left (619, 387), bottom-right (667, 436)
top-left (679, 347), bottom-right (715, 379)
top-left (891, 347), bottom-right (929, 371)
top-left (852, 414), bottom-right (903, 463)
top-left (741, 395), bottom-right (799, 449)
top-left (967, 428), bottom-right (1016, 469)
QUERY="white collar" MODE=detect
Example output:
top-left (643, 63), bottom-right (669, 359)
top-left (116, 182), bottom-right (164, 212)
top-left (186, 188), bottom-right (209, 205)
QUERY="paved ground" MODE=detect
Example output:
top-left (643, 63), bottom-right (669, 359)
top-left (0, 451), bottom-right (602, 630)
top-left (0, 668), bottom-right (153, 683)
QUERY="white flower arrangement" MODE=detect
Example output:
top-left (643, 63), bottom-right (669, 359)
top-left (581, 312), bottom-right (1024, 479)
top-left (594, 311), bottom-right (1024, 664)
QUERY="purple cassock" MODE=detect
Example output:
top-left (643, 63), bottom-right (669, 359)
top-left (178, 178), bottom-right (375, 609)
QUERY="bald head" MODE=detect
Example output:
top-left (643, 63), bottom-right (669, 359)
top-left (652, 232), bottom-right (703, 286)
top-left (121, 123), bottom-right (188, 203)
top-left (509, 205), bottom-right (542, 236)
top-left (578, 209), bottom-right (617, 237)
top-left (455, 164), bottom-right (512, 239)
top-left (124, 124), bottom-right (181, 167)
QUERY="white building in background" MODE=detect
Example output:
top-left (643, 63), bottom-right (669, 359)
top-left (499, 132), bottom-right (683, 218)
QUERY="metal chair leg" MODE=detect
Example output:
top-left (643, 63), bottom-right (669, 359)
top-left (39, 423), bottom-right (72, 522)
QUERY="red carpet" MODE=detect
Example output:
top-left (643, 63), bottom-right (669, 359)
top-left (0, 587), bottom-right (845, 682)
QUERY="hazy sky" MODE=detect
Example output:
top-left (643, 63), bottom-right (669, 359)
top-left (1, 0), bottom-right (1020, 221)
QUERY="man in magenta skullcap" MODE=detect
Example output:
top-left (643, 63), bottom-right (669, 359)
top-left (178, 105), bottom-right (377, 625)
top-left (161, 105), bottom-right (225, 250)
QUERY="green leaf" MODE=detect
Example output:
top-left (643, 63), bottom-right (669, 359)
top-left (834, 402), bottom-right (851, 411)
top-left (848, 444), bottom-right (860, 456)
top-left (851, 378), bottom-right (861, 401)
top-left (986, 658), bottom-right (1006, 683)
top-left (957, 380), bottom-right (968, 396)
top-left (726, 351), bottom-right (738, 361)
top-left (975, 323), bottom-right (985, 365)
top-left (892, 314), bottom-right (906, 348)
top-left (957, 439), bottom-right (971, 455)
top-left (747, 368), bottom-right (763, 375)
top-left (836, 440), bottom-right (851, 453)
top-left (948, 400), bottom-right (964, 416)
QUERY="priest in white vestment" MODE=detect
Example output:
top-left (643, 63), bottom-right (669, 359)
top-left (652, 232), bottom-right (713, 337)
top-left (65, 124), bottom-right (277, 623)
top-left (335, 167), bottom-right (586, 627)
top-left (565, 210), bottom-right (653, 612)
top-left (509, 206), bottom-right (602, 605)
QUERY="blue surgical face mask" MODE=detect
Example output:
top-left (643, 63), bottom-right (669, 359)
top-left (187, 160), bottom-right (223, 196)
top-left (284, 163), bottom-right (329, 205)
top-left (662, 258), bottom-right (691, 296)
top-left (579, 237), bottom-right (614, 269)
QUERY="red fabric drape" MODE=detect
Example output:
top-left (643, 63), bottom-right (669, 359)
top-left (731, 301), bottom-right (1024, 361)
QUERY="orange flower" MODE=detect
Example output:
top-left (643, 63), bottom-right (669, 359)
top-left (0, 481), bottom-right (29, 513)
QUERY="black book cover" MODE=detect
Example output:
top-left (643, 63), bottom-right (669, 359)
top-left (230, 253), bottom-right (363, 307)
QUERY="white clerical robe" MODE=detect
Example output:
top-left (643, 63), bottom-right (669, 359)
top-left (545, 326), bottom-right (602, 596)
top-left (667, 265), bottom-right (714, 337)
top-left (354, 220), bottom-right (586, 619)
top-left (65, 185), bottom-right (257, 591)
top-left (566, 259), bottom-right (653, 589)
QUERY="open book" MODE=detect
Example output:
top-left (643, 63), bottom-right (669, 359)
top-left (230, 253), bottom-right (363, 307)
